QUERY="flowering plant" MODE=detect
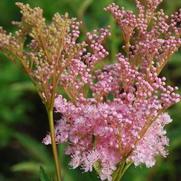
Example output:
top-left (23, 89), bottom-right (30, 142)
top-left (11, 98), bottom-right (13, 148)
top-left (0, 0), bottom-right (180, 181)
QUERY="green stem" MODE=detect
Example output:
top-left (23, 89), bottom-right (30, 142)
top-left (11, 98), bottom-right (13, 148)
top-left (47, 108), bottom-right (62, 181)
top-left (112, 161), bottom-right (124, 181)
top-left (116, 162), bottom-right (132, 181)
top-left (113, 161), bottom-right (132, 181)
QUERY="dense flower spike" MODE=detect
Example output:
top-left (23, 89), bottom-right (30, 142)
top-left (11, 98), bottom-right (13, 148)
top-left (44, 1), bottom-right (180, 180)
top-left (0, 3), bottom-right (87, 107)
top-left (0, 1), bottom-right (180, 181)
top-left (44, 56), bottom-right (180, 180)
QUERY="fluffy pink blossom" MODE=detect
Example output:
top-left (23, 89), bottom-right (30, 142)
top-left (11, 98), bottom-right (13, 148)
top-left (43, 1), bottom-right (181, 180)
top-left (129, 113), bottom-right (172, 167)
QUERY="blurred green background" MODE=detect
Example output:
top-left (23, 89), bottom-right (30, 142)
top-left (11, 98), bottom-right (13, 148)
top-left (0, 0), bottom-right (180, 181)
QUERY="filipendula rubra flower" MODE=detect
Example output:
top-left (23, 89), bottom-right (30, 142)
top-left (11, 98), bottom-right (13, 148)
top-left (0, 1), bottom-right (180, 181)
top-left (43, 1), bottom-right (181, 180)
top-left (0, 2), bottom-right (87, 181)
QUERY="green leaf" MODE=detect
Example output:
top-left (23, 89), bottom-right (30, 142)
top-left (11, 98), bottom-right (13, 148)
top-left (39, 166), bottom-right (51, 181)
top-left (11, 161), bottom-right (41, 173)
top-left (10, 81), bottom-right (36, 92)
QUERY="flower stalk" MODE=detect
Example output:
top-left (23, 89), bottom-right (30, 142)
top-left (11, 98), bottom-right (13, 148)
top-left (113, 161), bottom-right (132, 181)
top-left (47, 108), bottom-right (62, 181)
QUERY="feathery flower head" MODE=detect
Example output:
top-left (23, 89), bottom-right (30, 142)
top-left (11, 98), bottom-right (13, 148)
top-left (0, 1), bottom-right (180, 181)
top-left (43, 1), bottom-right (181, 180)
top-left (0, 2), bottom-right (86, 108)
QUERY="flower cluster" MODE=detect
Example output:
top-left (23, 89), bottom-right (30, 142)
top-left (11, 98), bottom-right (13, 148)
top-left (43, 1), bottom-right (181, 180)
top-left (0, 1), bottom-right (180, 181)
top-left (0, 3), bottom-right (86, 107)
